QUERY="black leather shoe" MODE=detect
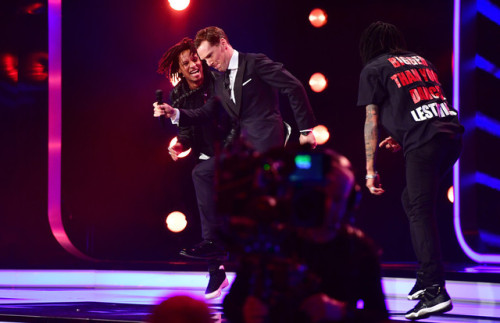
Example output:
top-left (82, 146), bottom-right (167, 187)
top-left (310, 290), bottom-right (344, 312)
top-left (179, 240), bottom-right (228, 260)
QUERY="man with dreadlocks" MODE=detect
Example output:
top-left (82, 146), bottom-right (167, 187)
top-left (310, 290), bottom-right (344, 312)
top-left (357, 21), bottom-right (463, 320)
top-left (154, 38), bottom-right (233, 300)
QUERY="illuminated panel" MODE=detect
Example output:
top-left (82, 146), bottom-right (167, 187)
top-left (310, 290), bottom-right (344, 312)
top-left (48, 0), bottom-right (97, 261)
top-left (476, 112), bottom-right (500, 137)
top-left (477, 0), bottom-right (500, 25)
top-left (453, 0), bottom-right (500, 263)
top-left (476, 55), bottom-right (500, 79)
top-left (476, 172), bottom-right (500, 191)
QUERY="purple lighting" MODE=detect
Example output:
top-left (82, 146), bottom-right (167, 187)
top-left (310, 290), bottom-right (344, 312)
top-left (48, 0), bottom-right (96, 261)
top-left (453, 0), bottom-right (500, 264)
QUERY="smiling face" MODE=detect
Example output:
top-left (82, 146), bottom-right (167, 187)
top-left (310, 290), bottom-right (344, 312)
top-left (178, 49), bottom-right (203, 89)
top-left (196, 39), bottom-right (230, 72)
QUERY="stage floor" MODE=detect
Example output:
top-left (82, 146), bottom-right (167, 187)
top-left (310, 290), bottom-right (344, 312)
top-left (0, 264), bottom-right (498, 322)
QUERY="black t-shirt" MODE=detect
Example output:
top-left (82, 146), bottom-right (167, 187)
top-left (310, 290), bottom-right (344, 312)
top-left (357, 52), bottom-right (463, 154)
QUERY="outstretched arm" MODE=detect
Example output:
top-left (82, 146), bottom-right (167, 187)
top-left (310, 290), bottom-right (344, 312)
top-left (364, 104), bottom-right (384, 195)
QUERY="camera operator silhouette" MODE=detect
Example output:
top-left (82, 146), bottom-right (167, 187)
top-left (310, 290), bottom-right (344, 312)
top-left (217, 146), bottom-right (389, 323)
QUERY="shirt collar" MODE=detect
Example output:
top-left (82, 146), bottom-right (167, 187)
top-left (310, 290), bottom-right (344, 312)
top-left (228, 49), bottom-right (239, 71)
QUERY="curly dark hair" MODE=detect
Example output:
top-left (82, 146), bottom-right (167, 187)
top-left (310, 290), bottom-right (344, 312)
top-left (359, 21), bottom-right (407, 65)
top-left (157, 37), bottom-right (198, 81)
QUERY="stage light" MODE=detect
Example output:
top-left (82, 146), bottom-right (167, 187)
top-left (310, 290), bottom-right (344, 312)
top-left (24, 2), bottom-right (45, 15)
top-left (169, 0), bottom-right (190, 11)
top-left (309, 73), bottom-right (328, 93)
top-left (168, 137), bottom-right (191, 158)
top-left (1, 53), bottom-right (18, 82)
top-left (166, 211), bottom-right (187, 232)
top-left (312, 125), bottom-right (330, 145)
top-left (447, 186), bottom-right (454, 203)
top-left (309, 8), bottom-right (327, 28)
top-left (28, 52), bottom-right (48, 82)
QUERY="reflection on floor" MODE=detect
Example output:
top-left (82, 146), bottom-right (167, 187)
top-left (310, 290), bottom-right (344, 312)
top-left (0, 266), bottom-right (498, 322)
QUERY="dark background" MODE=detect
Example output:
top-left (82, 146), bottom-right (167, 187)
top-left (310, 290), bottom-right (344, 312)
top-left (1, 0), bottom-right (498, 268)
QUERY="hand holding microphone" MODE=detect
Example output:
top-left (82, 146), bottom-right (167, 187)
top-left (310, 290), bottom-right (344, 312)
top-left (153, 89), bottom-right (176, 119)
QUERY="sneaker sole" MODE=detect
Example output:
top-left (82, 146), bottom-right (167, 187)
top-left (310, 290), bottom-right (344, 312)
top-left (405, 300), bottom-right (453, 320)
top-left (408, 289), bottom-right (425, 300)
top-left (204, 278), bottom-right (229, 300)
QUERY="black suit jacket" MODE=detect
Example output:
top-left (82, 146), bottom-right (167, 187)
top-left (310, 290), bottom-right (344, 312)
top-left (172, 77), bottom-right (231, 157)
top-left (180, 52), bottom-right (317, 153)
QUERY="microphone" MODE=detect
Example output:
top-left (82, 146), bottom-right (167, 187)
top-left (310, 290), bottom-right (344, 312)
top-left (156, 89), bottom-right (165, 126)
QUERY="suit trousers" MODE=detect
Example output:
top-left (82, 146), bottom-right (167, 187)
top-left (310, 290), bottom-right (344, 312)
top-left (192, 157), bottom-right (223, 243)
top-left (401, 133), bottom-right (462, 287)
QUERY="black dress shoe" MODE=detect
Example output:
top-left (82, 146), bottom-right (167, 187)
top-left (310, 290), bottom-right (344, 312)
top-left (179, 240), bottom-right (228, 260)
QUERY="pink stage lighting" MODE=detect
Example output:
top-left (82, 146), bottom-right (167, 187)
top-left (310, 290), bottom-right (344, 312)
top-left (309, 73), bottom-right (328, 92)
top-left (313, 125), bottom-right (330, 145)
top-left (168, 137), bottom-right (191, 158)
top-left (168, 0), bottom-right (190, 11)
top-left (309, 8), bottom-right (327, 28)
top-left (447, 186), bottom-right (454, 203)
top-left (166, 211), bottom-right (187, 232)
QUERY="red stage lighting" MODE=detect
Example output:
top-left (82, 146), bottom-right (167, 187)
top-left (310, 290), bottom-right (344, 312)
top-left (309, 8), bottom-right (327, 28)
top-left (309, 73), bottom-right (328, 92)
top-left (169, 137), bottom-right (191, 158)
top-left (1, 53), bottom-right (18, 82)
top-left (28, 52), bottom-right (48, 82)
top-left (166, 211), bottom-right (187, 232)
top-left (168, 0), bottom-right (190, 11)
top-left (24, 2), bottom-right (45, 15)
top-left (313, 125), bottom-right (330, 145)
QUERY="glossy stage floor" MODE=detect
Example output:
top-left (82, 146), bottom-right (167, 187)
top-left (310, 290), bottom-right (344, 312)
top-left (0, 264), bottom-right (498, 322)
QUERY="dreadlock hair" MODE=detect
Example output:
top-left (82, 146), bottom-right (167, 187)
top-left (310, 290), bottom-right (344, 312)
top-left (359, 21), bottom-right (407, 65)
top-left (157, 37), bottom-right (197, 81)
top-left (194, 26), bottom-right (229, 49)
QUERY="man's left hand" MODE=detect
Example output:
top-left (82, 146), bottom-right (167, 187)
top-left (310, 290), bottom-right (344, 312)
top-left (299, 131), bottom-right (317, 149)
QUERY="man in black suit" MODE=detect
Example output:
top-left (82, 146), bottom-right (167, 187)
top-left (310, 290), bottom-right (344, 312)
top-left (154, 26), bottom-right (318, 299)
top-left (193, 26), bottom-right (317, 153)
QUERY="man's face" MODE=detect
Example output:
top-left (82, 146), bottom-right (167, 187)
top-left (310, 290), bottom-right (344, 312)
top-left (197, 39), bottom-right (228, 72)
top-left (178, 49), bottom-right (203, 88)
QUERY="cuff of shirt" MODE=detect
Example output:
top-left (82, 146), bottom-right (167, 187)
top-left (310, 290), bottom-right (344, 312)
top-left (171, 108), bottom-right (180, 125)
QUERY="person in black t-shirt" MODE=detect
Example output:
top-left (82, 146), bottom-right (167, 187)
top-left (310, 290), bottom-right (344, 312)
top-left (357, 21), bottom-right (463, 320)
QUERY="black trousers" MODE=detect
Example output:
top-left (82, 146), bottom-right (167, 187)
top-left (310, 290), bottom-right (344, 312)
top-left (191, 157), bottom-right (224, 243)
top-left (402, 133), bottom-right (462, 287)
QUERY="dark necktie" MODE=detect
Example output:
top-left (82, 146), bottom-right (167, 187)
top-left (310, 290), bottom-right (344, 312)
top-left (224, 69), bottom-right (232, 100)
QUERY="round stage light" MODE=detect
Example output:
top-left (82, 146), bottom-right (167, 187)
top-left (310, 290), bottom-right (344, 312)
top-left (309, 73), bottom-right (328, 93)
top-left (168, 0), bottom-right (190, 11)
top-left (166, 211), bottom-right (187, 232)
top-left (447, 186), bottom-right (454, 203)
top-left (168, 137), bottom-right (191, 158)
top-left (309, 8), bottom-right (327, 28)
top-left (313, 125), bottom-right (330, 145)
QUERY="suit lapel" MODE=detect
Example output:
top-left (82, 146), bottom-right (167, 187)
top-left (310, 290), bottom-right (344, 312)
top-left (233, 53), bottom-right (245, 116)
top-left (216, 74), bottom-right (238, 119)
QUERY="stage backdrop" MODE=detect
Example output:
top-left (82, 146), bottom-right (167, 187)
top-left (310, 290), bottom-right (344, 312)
top-left (2, 0), bottom-right (488, 268)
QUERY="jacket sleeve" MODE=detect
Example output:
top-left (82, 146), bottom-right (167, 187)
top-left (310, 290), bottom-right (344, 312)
top-left (252, 54), bottom-right (317, 130)
top-left (178, 96), bottom-right (221, 127)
